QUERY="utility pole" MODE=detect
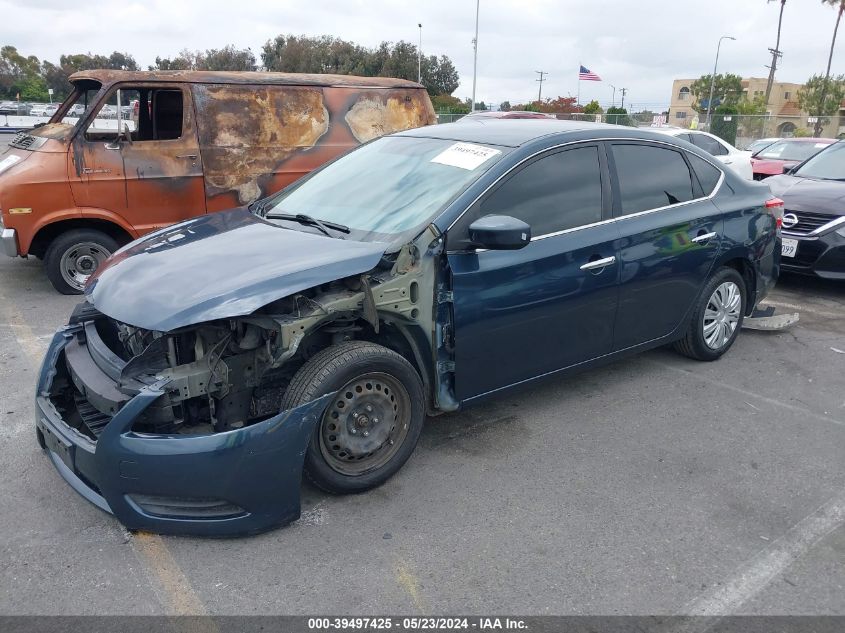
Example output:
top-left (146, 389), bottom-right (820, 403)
top-left (470, 0), bottom-right (480, 112)
top-left (418, 23), bottom-right (422, 84)
top-left (707, 35), bottom-right (736, 127)
top-left (536, 70), bottom-right (548, 103)
top-left (620, 87), bottom-right (628, 109)
top-left (610, 84), bottom-right (616, 107)
top-left (764, 0), bottom-right (786, 109)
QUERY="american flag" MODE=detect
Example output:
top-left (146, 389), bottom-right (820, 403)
top-left (579, 65), bottom-right (602, 81)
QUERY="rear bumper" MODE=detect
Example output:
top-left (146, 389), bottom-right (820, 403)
top-left (781, 229), bottom-right (845, 280)
top-left (35, 328), bottom-right (331, 537)
top-left (1, 227), bottom-right (19, 257)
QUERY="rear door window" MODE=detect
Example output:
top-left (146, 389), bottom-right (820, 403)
top-left (610, 143), bottom-right (695, 215)
top-left (690, 133), bottom-right (729, 156)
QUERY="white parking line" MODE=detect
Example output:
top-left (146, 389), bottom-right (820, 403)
top-left (652, 360), bottom-right (845, 428)
top-left (761, 299), bottom-right (844, 320)
top-left (679, 489), bottom-right (845, 626)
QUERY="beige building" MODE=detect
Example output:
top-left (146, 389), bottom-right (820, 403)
top-left (668, 77), bottom-right (840, 139)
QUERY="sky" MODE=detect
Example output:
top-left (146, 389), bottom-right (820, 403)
top-left (3, 0), bottom-right (844, 111)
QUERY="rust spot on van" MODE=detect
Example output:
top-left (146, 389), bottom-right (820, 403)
top-left (196, 85), bottom-right (329, 204)
top-left (345, 91), bottom-right (436, 143)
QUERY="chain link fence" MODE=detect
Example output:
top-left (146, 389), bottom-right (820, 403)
top-left (435, 112), bottom-right (845, 150)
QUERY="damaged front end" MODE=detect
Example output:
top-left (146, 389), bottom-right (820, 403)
top-left (35, 225), bottom-right (450, 536)
top-left (35, 302), bottom-right (334, 535)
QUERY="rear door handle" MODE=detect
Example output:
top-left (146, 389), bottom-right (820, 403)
top-left (580, 255), bottom-right (616, 271)
top-left (177, 154), bottom-right (198, 159)
top-left (691, 232), bottom-right (717, 244)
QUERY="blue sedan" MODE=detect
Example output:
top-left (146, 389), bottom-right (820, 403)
top-left (36, 120), bottom-right (781, 536)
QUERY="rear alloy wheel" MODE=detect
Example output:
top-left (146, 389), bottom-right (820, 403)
top-left (44, 229), bottom-right (118, 295)
top-left (281, 341), bottom-right (425, 494)
top-left (674, 267), bottom-right (746, 361)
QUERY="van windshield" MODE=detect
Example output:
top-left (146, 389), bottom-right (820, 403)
top-left (260, 136), bottom-right (507, 242)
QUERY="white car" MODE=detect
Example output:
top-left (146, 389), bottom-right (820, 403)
top-left (653, 128), bottom-right (753, 180)
top-left (29, 104), bottom-right (58, 118)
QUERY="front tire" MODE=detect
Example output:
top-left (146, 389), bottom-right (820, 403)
top-left (44, 229), bottom-right (118, 295)
top-left (281, 341), bottom-right (425, 494)
top-left (674, 267), bottom-right (746, 361)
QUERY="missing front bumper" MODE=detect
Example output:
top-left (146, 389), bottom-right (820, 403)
top-left (35, 328), bottom-right (331, 537)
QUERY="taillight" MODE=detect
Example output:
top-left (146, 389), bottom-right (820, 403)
top-left (766, 197), bottom-right (784, 230)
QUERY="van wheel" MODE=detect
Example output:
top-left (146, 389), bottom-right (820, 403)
top-left (281, 341), bottom-right (425, 494)
top-left (44, 229), bottom-right (118, 295)
top-left (674, 267), bottom-right (746, 361)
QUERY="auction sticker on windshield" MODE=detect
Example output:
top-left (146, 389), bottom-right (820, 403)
top-left (431, 142), bottom-right (501, 170)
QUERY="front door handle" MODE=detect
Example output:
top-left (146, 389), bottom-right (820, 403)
top-left (691, 231), bottom-right (717, 244)
top-left (580, 255), bottom-right (616, 271)
top-left (177, 154), bottom-right (198, 159)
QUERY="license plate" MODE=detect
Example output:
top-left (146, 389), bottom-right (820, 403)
top-left (782, 238), bottom-right (798, 258)
top-left (40, 421), bottom-right (75, 471)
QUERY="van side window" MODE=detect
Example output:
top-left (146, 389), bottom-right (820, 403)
top-left (479, 146), bottom-right (603, 236)
top-left (84, 87), bottom-right (183, 142)
top-left (611, 144), bottom-right (694, 215)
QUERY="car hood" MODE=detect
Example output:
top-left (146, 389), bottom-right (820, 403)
top-left (751, 157), bottom-right (797, 175)
top-left (765, 175), bottom-right (845, 216)
top-left (85, 209), bottom-right (389, 332)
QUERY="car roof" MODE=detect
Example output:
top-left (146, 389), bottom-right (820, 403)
top-left (68, 69), bottom-right (423, 90)
top-left (397, 118), bottom-right (669, 147)
top-left (768, 137), bottom-right (836, 143)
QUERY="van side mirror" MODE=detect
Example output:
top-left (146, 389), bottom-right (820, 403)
top-left (468, 215), bottom-right (531, 250)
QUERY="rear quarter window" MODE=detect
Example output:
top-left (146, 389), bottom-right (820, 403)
top-left (686, 153), bottom-right (723, 195)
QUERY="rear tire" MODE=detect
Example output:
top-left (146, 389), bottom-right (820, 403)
top-left (281, 341), bottom-right (425, 494)
top-left (44, 229), bottom-right (118, 295)
top-left (674, 267), bottom-right (746, 361)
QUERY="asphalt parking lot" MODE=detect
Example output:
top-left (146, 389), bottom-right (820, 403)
top-left (1, 247), bottom-right (843, 616)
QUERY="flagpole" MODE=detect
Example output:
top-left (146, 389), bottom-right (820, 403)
top-left (577, 63), bottom-right (581, 106)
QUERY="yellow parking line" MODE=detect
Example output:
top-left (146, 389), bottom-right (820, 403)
top-left (396, 559), bottom-right (427, 614)
top-left (0, 292), bottom-right (207, 616)
top-left (134, 532), bottom-right (208, 615)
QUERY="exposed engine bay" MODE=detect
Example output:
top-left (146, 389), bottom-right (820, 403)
top-left (47, 228), bottom-right (452, 441)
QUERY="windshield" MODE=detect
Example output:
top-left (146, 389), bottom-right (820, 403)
top-left (756, 140), bottom-right (830, 162)
top-left (746, 139), bottom-right (776, 153)
top-left (261, 136), bottom-right (507, 242)
top-left (793, 141), bottom-right (845, 180)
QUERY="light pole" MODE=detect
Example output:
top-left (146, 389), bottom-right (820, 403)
top-left (471, 0), bottom-right (480, 112)
top-left (418, 23), bottom-right (422, 84)
top-left (706, 35), bottom-right (735, 128)
top-left (610, 84), bottom-right (616, 107)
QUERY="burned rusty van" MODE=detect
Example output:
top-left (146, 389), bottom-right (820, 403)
top-left (0, 70), bottom-right (435, 293)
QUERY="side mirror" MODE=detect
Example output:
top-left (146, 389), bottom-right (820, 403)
top-left (468, 215), bottom-right (531, 250)
top-left (782, 165), bottom-right (794, 175)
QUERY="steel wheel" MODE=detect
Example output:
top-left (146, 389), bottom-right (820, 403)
top-left (59, 242), bottom-right (111, 291)
top-left (703, 281), bottom-right (741, 350)
top-left (318, 372), bottom-right (412, 476)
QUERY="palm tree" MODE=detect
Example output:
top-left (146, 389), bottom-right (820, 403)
top-left (815, 0), bottom-right (845, 136)
top-left (764, 0), bottom-right (787, 108)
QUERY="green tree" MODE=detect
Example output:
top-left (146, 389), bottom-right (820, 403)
top-left (0, 46), bottom-right (41, 98)
top-left (606, 106), bottom-right (632, 126)
top-left (499, 101), bottom-right (512, 112)
top-left (260, 34), bottom-right (459, 96)
top-left (689, 73), bottom-right (743, 113)
top-left (711, 104), bottom-right (739, 145)
top-left (582, 99), bottom-right (603, 115)
top-left (798, 73), bottom-right (845, 134)
top-left (815, 0), bottom-right (845, 135)
top-left (431, 94), bottom-right (468, 113)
